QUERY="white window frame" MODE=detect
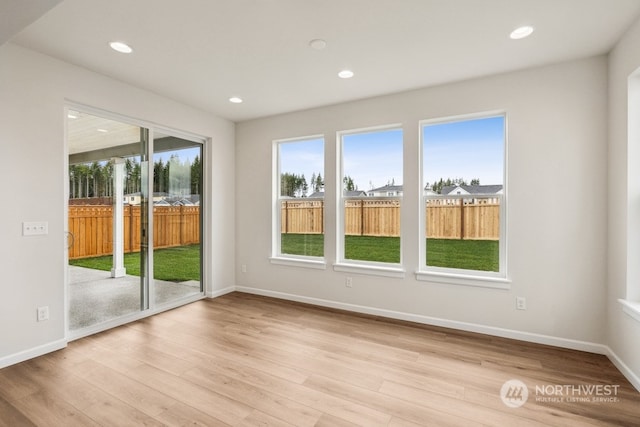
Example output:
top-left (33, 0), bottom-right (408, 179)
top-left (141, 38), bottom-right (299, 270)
top-left (334, 124), bottom-right (405, 278)
top-left (417, 111), bottom-right (509, 288)
top-left (619, 67), bottom-right (640, 322)
top-left (270, 135), bottom-right (326, 269)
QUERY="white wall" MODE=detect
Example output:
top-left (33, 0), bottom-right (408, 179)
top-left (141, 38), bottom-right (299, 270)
top-left (0, 43), bottom-right (235, 365)
top-left (236, 56), bottom-right (609, 350)
top-left (607, 16), bottom-right (640, 388)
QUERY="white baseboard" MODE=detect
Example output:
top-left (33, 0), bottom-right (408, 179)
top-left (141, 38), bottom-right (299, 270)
top-left (232, 286), bottom-right (640, 392)
top-left (0, 339), bottom-right (67, 369)
top-left (606, 346), bottom-right (640, 392)
top-left (207, 286), bottom-right (235, 299)
top-left (4, 288), bottom-right (637, 394)
top-left (234, 286), bottom-right (608, 355)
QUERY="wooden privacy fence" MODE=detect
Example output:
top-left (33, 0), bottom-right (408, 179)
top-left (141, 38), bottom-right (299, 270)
top-left (345, 199), bottom-right (401, 237)
top-left (68, 205), bottom-right (200, 260)
top-left (280, 198), bottom-right (500, 240)
top-left (426, 199), bottom-right (500, 240)
top-left (281, 200), bottom-right (324, 234)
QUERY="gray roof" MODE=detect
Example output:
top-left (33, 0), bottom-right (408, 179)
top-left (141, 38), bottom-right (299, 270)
top-left (369, 184), bottom-right (403, 192)
top-left (441, 184), bottom-right (503, 195)
top-left (307, 190), bottom-right (367, 198)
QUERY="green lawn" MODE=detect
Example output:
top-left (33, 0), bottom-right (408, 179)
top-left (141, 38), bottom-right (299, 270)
top-left (426, 238), bottom-right (498, 272)
top-left (281, 233), bottom-right (324, 257)
top-left (69, 244), bottom-right (201, 282)
top-left (281, 233), bottom-right (498, 271)
top-left (346, 235), bottom-right (400, 263)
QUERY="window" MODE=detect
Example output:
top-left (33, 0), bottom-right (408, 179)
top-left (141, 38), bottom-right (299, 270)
top-left (337, 126), bottom-right (403, 269)
top-left (273, 136), bottom-right (325, 261)
top-left (420, 114), bottom-right (506, 281)
top-left (621, 69), bottom-right (640, 321)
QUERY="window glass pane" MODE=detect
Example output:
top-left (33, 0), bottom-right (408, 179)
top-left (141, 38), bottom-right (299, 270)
top-left (279, 138), bottom-right (324, 257)
top-left (151, 136), bottom-right (203, 306)
top-left (423, 115), bottom-right (504, 272)
top-left (342, 128), bottom-right (403, 263)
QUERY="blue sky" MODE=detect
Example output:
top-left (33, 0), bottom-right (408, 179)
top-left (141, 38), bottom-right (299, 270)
top-left (279, 138), bottom-right (325, 191)
top-left (279, 131), bottom-right (403, 193)
top-left (423, 116), bottom-right (504, 187)
top-left (279, 116), bottom-right (504, 195)
top-left (343, 129), bottom-right (403, 190)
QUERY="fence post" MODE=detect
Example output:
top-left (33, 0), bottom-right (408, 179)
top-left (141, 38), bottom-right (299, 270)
top-left (285, 201), bottom-right (289, 234)
top-left (460, 198), bottom-right (465, 240)
top-left (180, 205), bottom-right (185, 245)
top-left (360, 199), bottom-right (364, 236)
top-left (128, 204), bottom-right (134, 254)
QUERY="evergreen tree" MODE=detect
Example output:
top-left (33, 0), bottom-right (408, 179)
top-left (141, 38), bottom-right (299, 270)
top-left (343, 175), bottom-right (356, 191)
top-left (191, 155), bottom-right (201, 195)
top-left (315, 173), bottom-right (324, 192)
top-left (280, 172), bottom-right (308, 197)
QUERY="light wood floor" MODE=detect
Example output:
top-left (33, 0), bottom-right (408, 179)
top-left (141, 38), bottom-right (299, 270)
top-left (1, 292), bottom-right (639, 426)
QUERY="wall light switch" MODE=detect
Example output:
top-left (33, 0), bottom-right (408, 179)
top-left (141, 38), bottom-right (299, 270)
top-left (23, 221), bottom-right (48, 236)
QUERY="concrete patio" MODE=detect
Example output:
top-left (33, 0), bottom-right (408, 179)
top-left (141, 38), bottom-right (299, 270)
top-left (68, 265), bottom-right (201, 331)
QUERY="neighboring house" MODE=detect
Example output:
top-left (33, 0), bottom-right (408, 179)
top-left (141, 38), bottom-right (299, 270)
top-left (124, 192), bottom-right (169, 205)
top-left (307, 190), bottom-right (368, 198)
top-left (439, 184), bottom-right (503, 204)
top-left (345, 190), bottom-right (367, 197)
top-left (424, 186), bottom-right (438, 197)
top-left (172, 198), bottom-right (194, 206)
top-left (367, 184), bottom-right (403, 197)
top-left (167, 194), bottom-right (199, 206)
top-left (440, 184), bottom-right (503, 196)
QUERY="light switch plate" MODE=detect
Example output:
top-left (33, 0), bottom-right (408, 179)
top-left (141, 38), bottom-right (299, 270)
top-left (23, 221), bottom-right (48, 236)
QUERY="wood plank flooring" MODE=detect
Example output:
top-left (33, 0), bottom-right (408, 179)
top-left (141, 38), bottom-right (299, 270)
top-left (1, 292), bottom-right (639, 426)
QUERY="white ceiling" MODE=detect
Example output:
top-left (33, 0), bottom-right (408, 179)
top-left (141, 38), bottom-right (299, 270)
top-left (8, 0), bottom-right (640, 122)
top-left (0, 0), bottom-right (61, 46)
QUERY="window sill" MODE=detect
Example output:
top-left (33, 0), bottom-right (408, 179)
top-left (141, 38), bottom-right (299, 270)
top-left (619, 299), bottom-right (640, 323)
top-left (333, 262), bottom-right (405, 278)
top-left (269, 256), bottom-right (327, 270)
top-left (415, 270), bottom-right (511, 289)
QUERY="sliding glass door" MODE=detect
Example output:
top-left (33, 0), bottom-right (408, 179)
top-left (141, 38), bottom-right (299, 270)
top-left (66, 110), bottom-right (204, 335)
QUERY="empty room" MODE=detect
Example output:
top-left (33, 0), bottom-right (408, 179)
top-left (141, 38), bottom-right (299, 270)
top-left (2, 0), bottom-right (640, 425)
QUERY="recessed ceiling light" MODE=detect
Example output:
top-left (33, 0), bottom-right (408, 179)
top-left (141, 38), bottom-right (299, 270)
top-left (510, 26), bottom-right (534, 40)
top-left (309, 39), bottom-right (327, 50)
top-left (109, 41), bottom-right (133, 53)
top-left (67, 113), bottom-right (78, 119)
top-left (97, 128), bottom-right (108, 133)
top-left (338, 70), bottom-right (354, 79)
top-left (229, 97), bottom-right (243, 104)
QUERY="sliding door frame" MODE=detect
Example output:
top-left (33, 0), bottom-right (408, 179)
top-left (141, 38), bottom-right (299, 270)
top-left (64, 102), bottom-right (208, 341)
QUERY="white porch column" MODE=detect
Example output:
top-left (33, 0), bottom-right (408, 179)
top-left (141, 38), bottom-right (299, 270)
top-left (111, 158), bottom-right (126, 278)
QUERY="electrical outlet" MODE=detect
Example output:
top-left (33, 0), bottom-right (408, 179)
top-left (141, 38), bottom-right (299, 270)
top-left (345, 277), bottom-right (353, 288)
top-left (516, 297), bottom-right (527, 310)
top-left (241, 264), bottom-right (247, 273)
top-left (37, 306), bottom-right (49, 322)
